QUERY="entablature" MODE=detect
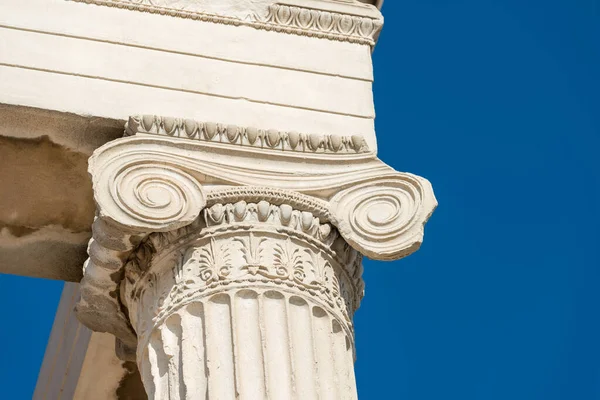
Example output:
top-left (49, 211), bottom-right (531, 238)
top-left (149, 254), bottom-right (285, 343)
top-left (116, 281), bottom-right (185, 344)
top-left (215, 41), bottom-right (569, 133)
top-left (70, 0), bottom-right (384, 46)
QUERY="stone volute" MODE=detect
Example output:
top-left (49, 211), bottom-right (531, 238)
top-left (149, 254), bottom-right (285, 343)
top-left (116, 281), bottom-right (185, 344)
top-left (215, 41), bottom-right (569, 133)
top-left (73, 2), bottom-right (437, 399)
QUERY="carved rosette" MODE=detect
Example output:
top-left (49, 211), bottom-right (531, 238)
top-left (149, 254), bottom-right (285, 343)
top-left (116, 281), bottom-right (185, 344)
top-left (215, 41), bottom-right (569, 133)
top-left (76, 114), bottom-right (437, 399)
top-left (122, 200), bottom-right (362, 399)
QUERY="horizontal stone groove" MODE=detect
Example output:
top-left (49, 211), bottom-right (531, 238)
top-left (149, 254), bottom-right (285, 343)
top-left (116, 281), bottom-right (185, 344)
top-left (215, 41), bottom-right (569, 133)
top-left (0, 23), bottom-right (372, 82)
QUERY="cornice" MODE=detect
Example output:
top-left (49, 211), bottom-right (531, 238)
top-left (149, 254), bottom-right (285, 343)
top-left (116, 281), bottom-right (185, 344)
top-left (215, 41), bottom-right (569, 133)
top-left (70, 0), bottom-right (383, 46)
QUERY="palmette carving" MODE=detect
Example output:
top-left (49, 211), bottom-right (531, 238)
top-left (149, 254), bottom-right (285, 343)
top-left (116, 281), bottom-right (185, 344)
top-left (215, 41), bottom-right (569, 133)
top-left (190, 238), bottom-right (232, 283)
top-left (123, 202), bottom-right (363, 352)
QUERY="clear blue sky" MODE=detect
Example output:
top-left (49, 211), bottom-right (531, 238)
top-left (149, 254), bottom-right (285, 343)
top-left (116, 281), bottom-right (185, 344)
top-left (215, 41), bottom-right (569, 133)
top-left (1, 0), bottom-right (599, 398)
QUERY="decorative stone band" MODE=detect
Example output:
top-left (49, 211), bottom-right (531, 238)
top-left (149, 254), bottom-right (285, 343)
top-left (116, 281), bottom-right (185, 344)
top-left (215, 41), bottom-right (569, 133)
top-left (76, 131), bottom-right (436, 355)
top-left (261, 4), bottom-right (383, 46)
top-left (123, 200), bottom-right (362, 345)
top-left (126, 115), bottom-right (371, 154)
top-left (69, 0), bottom-right (383, 47)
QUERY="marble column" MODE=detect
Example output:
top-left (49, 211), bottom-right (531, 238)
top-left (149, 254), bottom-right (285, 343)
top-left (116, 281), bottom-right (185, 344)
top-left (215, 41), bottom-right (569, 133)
top-left (125, 200), bottom-right (362, 399)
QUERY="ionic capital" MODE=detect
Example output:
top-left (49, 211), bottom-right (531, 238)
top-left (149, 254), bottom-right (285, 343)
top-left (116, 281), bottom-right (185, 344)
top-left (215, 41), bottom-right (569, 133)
top-left (76, 114), bottom-right (436, 377)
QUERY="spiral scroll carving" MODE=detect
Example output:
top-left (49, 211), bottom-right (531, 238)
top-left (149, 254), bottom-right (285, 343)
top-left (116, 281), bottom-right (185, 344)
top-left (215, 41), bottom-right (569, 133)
top-left (79, 132), bottom-right (437, 356)
top-left (102, 163), bottom-right (206, 232)
top-left (329, 176), bottom-right (437, 261)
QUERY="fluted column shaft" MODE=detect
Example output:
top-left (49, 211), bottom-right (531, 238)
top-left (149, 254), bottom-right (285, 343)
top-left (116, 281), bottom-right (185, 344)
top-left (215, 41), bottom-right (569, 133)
top-left (139, 288), bottom-right (357, 400)
top-left (123, 200), bottom-right (364, 400)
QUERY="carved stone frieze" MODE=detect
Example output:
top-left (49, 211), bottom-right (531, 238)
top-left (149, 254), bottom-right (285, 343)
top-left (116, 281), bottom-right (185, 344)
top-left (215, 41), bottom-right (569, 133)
top-left (260, 3), bottom-right (383, 45)
top-left (126, 115), bottom-right (371, 154)
top-left (69, 0), bottom-right (383, 46)
top-left (123, 201), bottom-right (362, 346)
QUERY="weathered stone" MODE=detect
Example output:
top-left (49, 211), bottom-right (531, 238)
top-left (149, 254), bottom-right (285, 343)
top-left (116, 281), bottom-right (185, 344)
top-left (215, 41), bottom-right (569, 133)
top-left (0, 0), bottom-right (438, 398)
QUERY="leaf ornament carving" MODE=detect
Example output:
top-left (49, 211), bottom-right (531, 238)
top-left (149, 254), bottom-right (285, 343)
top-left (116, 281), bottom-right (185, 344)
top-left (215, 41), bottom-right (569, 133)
top-left (272, 238), bottom-right (305, 281)
top-left (189, 238), bottom-right (232, 283)
top-left (127, 115), bottom-right (370, 154)
top-left (235, 232), bottom-right (268, 275)
top-left (307, 249), bottom-right (338, 306)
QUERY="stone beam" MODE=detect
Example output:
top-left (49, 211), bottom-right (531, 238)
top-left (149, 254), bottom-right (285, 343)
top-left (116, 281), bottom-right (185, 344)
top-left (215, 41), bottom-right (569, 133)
top-left (0, 0), bottom-right (381, 151)
top-left (0, 0), bottom-right (383, 281)
top-left (0, 105), bottom-right (122, 281)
